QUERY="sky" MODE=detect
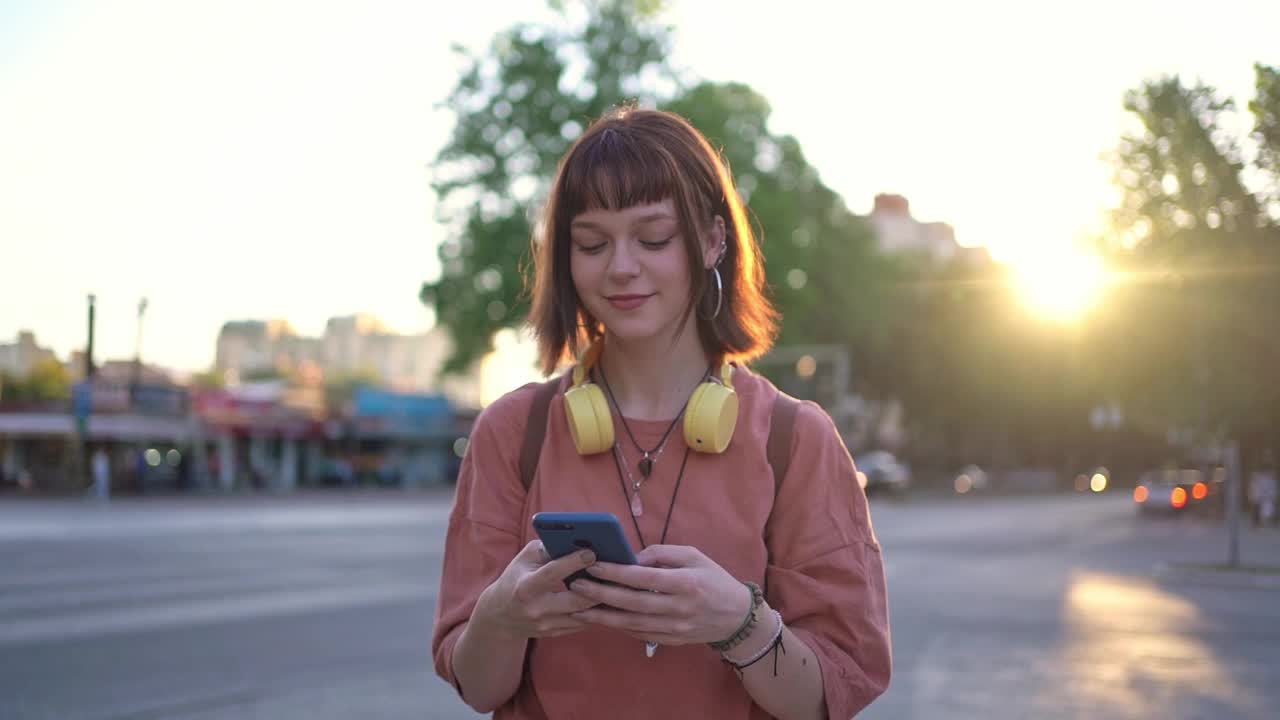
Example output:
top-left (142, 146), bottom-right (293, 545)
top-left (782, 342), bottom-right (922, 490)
top-left (2, 0), bottom-right (1278, 376)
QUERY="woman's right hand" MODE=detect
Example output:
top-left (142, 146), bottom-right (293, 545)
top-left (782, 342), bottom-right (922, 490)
top-left (473, 540), bottom-right (601, 640)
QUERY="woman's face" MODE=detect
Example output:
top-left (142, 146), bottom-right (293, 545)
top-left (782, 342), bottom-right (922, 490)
top-left (568, 199), bottom-right (721, 345)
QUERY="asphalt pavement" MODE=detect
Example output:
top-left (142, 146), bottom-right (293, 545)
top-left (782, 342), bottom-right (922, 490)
top-left (0, 489), bottom-right (1277, 719)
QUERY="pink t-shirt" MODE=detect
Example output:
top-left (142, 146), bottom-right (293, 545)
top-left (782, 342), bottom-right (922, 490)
top-left (432, 366), bottom-right (891, 719)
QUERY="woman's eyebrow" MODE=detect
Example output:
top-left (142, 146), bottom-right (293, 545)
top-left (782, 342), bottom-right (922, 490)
top-left (570, 212), bottom-right (674, 231)
top-left (632, 211), bottom-right (674, 225)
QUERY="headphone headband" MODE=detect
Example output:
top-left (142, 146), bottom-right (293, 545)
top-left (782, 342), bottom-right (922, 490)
top-left (574, 338), bottom-right (731, 389)
top-left (572, 339), bottom-right (605, 387)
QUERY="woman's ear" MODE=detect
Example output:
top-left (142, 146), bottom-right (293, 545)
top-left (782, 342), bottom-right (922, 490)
top-left (704, 215), bottom-right (727, 269)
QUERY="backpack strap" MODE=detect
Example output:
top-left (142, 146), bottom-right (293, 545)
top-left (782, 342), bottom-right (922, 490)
top-left (762, 391), bottom-right (801, 601)
top-left (519, 378), bottom-right (562, 491)
top-left (767, 392), bottom-right (801, 492)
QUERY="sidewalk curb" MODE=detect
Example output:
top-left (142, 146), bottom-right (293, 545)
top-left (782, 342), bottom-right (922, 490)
top-left (1153, 562), bottom-right (1280, 590)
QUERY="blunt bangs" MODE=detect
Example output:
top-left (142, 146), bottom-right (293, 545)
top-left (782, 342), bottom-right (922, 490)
top-left (556, 127), bottom-right (687, 218)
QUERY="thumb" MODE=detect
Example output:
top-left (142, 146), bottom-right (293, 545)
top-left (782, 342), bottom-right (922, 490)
top-left (516, 540), bottom-right (550, 567)
top-left (529, 547), bottom-right (596, 591)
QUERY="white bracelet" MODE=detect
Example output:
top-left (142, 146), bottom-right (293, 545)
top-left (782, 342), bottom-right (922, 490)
top-left (723, 609), bottom-right (783, 669)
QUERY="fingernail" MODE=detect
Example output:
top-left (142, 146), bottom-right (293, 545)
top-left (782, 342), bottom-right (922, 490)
top-left (579, 550), bottom-right (596, 564)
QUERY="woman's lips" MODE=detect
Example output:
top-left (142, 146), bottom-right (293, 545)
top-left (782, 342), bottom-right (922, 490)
top-left (606, 294), bottom-right (652, 310)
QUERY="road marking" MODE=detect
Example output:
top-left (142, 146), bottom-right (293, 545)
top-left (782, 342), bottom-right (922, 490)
top-left (0, 581), bottom-right (434, 647)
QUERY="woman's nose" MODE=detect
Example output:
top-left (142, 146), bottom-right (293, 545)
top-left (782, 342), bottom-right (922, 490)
top-left (607, 239), bottom-right (640, 277)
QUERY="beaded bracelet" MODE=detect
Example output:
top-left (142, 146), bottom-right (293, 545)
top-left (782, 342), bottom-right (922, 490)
top-left (724, 609), bottom-right (785, 671)
top-left (707, 581), bottom-right (764, 653)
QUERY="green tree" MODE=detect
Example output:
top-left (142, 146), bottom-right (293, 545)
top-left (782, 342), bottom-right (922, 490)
top-left (421, 0), bottom-right (675, 374)
top-left (663, 83), bottom-right (903, 392)
top-left (1102, 68), bottom-right (1280, 462)
top-left (1250, 62), bottom-right (1280, 205)
top-left (325, 369), bottom-right (384, 415)
top-left (0, 358), bottom-right (71, 403)
top-left (189, 369), bottom-right (226, 390)
top-left (422, 0), bottom-right (903, 397)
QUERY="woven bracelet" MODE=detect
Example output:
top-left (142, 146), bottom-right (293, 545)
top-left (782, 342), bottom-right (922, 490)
top-left (707, 581), bottom-right (764, 653)
top-left (724, 609), bottom-right (785, 671)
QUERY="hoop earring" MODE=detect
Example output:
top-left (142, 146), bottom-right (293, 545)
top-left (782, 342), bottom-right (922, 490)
top-left (708, 267), bottom-right (723, 320)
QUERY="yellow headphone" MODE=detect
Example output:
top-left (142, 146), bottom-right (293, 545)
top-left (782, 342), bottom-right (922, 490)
top-left (563, 339), bottom-right (739, 456)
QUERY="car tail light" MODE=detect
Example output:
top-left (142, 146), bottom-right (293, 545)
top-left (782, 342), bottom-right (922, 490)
top-left (1133, 486), bottom-right (1149, 503)
top-left (1192, 482), bottom-right (1208, 500)
top-left (1171, 487), bottom-right (1188, 509)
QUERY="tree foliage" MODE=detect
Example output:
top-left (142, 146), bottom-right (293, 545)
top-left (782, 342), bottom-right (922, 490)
top-left (421, 1), bottom-right (674, 374)
top-left (0, 358), bottom-right (71, 403)
top-left (420, 1), bottom-right (898, 384)
top-left (1100, 67), bottom-right (1280, 460)
top-left (663, 83), bottom-right (898, 381)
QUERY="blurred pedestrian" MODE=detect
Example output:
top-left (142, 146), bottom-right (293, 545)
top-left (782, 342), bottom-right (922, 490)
top-left (1248, 457), bottom-right (1277, 527)
top-left (92, 446), bottom-right (111, 501)
top-left (432, 107), bottom-right (890, 718)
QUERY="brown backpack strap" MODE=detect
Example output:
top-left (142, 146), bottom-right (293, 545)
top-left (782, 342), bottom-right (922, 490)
top-left (767, 392), bottom-right (801, 492)
top-left (519, 379), bottom-right (562, 491)
top-left (762, 391), bottom-right (801, 600)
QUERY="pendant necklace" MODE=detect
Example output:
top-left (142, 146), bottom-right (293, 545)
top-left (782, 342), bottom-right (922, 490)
top-left (613, 438), bottom-right (674, 517)
top-left (608, 432), bottom-right (694, 660)
top-left (597, 361), bottom-right (705, 660)
top-left (598, 363), bottom-right (686, 482)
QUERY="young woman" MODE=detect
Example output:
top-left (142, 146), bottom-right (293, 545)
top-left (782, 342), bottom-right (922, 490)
top-left (432, 107), bottom-right (890, 719)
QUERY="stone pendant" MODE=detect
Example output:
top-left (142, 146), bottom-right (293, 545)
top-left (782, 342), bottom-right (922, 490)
top-left (630, 491), bottom-right (644, 517)
top-left (639, 456), bottom-right (653, 478)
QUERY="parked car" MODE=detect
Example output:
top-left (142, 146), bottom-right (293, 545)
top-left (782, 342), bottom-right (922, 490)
top-left (854, 451), bottom-right (912, 496)
top-left (1133, 468), bottom-right (1218, 515)
top-left (953, 464), bottom-right (989, 494)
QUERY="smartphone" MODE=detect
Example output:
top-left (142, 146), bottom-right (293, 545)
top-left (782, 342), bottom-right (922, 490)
top-left (531, 512), bottom-right (637, 587)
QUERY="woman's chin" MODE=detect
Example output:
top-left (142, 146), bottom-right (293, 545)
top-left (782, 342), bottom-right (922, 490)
top-left (603, 326), bottom-right (661, 346)
top-left (601, 318), bottom-right (667, 345)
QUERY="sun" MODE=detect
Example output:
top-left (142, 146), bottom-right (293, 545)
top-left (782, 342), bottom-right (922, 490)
top-left (1009, 250), bottom-right (1109, 322)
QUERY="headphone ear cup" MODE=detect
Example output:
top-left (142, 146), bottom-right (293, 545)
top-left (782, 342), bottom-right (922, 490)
top-left (563, 383), bottom-right (614, 455)
top-left (683, 381), bottom-right (738, 454)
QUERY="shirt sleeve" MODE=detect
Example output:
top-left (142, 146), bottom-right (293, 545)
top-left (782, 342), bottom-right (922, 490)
top-left (430, 386), bottom-right (536, 696)
top-left (764, 400), bottom-right (892, 719)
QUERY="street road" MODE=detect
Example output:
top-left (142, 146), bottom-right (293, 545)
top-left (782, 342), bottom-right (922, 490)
top-left (1, 490), bottom-right (1277, 719)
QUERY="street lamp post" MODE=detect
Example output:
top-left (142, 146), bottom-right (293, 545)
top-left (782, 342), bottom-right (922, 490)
top-left (86, 294), bottom-right (96, 379)
top-left (74, 293), bottom-right (98, 491)
top-left (131, 297), bottom-right (148, 401)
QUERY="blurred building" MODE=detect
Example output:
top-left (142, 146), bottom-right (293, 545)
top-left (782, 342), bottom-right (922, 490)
top-left (68, 356), bottom-right (174, 385)
top-left (0, 378), bottom-right (195, 493)
top-left (214, 320), bottom-right (319, 381)
top-left (868, 193), bottom-right (960, 264)
top-left (214, 314), bottom-right (478, 406)
top-left (0, 331), bottom-right (57, 376)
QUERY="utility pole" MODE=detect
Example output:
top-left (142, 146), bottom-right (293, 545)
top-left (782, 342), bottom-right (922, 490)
top-left (86, 294), bottom-right (96, 379)
top-left (73, 294), bottom-right (98, 491)
top-left (1226, 441), bottom-right (1242, 567)
top-left (131, 297), bottom-right (148, 401)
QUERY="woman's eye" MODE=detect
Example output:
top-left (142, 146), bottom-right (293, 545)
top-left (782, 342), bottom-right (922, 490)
top-left (575, 242), bottom-right (607, 255)
top-left (641, 234), bottom-right (676, 250)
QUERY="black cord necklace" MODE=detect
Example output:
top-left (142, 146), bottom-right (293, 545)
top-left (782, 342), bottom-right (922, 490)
top-left (610, 439), bottom-right (691, 550)
top-left (608, 426), bottom-right (692, 661)
top-left (596, 360), bottom-right (709, 661)
top-left (597, 363), bottom-right (685, 479)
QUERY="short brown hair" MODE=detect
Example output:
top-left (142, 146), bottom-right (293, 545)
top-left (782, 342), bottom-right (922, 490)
top-left (528, 106), bottom-right (778, 375)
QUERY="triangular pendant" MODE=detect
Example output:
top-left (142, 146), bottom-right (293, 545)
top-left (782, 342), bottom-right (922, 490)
top-left (639, 456), bottom-right (653, 478)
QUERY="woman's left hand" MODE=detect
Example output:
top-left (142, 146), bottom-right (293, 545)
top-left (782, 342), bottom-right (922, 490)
top-left (568, 544), bottom-right (752, 646)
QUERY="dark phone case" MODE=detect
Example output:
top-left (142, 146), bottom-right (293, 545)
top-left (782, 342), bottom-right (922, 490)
top-left (531, 512), bottom-right (638, 588)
